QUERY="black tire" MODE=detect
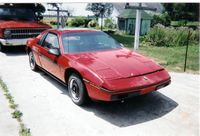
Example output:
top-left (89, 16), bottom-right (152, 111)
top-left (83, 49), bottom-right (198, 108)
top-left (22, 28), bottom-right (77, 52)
top-left (68, 73), bottom-right (89, 106)
top-left (28, 51), bottom-right (38, 71)
top-left (0, 43), bottom-right (5, 52)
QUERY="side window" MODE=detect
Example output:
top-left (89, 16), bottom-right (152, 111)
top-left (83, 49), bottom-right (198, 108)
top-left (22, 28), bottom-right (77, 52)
top-left (42, 33), bottom-right (59, 49)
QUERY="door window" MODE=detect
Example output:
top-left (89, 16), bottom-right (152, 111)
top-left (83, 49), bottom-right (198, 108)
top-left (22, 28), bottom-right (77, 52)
top-left (42, 33), bottom-right (59, 49)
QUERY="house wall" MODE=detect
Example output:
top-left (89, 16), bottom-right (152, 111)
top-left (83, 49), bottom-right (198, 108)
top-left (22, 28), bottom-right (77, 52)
top-left (141, 19), bottom-right (151, 35)
top-left (127, 19), bottom-right (136, 34)
top-left (118, 18), bottom-right (151, 35)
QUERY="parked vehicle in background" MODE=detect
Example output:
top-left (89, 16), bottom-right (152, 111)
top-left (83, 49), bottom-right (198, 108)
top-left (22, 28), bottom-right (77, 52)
top-left (26, 28), bottom-right (171, 106)
top-left (0, 4), bottom-right (51, 52)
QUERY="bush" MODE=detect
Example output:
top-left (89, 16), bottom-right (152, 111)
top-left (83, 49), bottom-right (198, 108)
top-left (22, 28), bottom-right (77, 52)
top-left (88, 20), bottom-right (97, 27)
top-left (50, 21), bottom-right (61, 26)
top-left (145, 24), bottom-right (168, 46)
top-left (67, 17), bottom-right (92, 27)
top-left (144, 24), bottom-right (199, 47)
top-left (104, 18), bottom-right (115, 29)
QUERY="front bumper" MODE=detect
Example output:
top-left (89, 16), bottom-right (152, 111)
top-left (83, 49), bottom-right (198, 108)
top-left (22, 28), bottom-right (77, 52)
top-left (110, 79), bottom-right (171, 101)
top-left (0, 38), bottom-right (28, 46)
top-left (85, 78), bottom-right (171, 101)
top-left (84, 70), bottom-right (171, 101)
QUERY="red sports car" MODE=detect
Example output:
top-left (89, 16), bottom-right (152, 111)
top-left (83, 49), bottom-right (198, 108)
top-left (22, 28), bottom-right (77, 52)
top-left (26, 28), bottom-right (171, 105)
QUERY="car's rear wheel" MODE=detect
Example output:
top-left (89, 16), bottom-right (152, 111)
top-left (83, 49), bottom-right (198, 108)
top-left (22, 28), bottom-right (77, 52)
top-left (68, 73), bottom-right (88, 106)
top-left (29, 51), bottom-right (38, 71)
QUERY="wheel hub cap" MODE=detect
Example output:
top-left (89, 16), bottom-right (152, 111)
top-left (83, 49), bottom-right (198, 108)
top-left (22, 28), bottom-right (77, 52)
top-left (70, 79), bottom-right (80, 100)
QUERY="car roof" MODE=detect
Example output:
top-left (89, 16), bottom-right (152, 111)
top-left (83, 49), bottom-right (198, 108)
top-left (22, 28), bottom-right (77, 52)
top-left (48, 28), bottom-right (100, 35)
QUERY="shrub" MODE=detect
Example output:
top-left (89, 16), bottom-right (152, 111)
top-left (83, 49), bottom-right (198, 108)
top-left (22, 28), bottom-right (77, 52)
top-left (50, 21), bottom-right (61, 26)
top-left (88, 20), bottom-right (97, 27)
top-left (104, 18), bottom-right (115, 29)
top-left (145, 24), bottom-right (199, 47)
top-left (84, 18), bottom-right (92, 27)
top-left (145, 24), bottom-right (168, 46)
top-left (67, 17), bottom-right (92, 27)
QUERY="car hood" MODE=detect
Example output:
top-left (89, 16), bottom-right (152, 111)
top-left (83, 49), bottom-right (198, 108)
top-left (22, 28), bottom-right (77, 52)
top-left (0, 20), bottom-right (51, 29)
top-left (67, 48), bottom-right (163, 80)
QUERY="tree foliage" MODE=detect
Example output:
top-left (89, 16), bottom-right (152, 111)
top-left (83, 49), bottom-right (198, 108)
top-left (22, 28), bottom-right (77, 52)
top-left (86, 3), bottom-right (113, 19)
top-left (163, 3), bottom-right (199, 22)
top-left (104, 18), bottom-right (115, 29)
top-left (151, 12), bottom-right (171, 26)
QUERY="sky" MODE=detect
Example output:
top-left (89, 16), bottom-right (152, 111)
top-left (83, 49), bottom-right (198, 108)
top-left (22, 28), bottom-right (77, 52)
top-left (43, 3), bottom-right (94, 16)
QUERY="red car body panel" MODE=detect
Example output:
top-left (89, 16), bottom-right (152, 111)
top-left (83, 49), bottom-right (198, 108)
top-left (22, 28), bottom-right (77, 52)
top-left (27, 29), bottom-right (171, 101)
top-left (0, 20), bottom-right (50, 29)
top-left (68, 48), bottom-right (163, 79)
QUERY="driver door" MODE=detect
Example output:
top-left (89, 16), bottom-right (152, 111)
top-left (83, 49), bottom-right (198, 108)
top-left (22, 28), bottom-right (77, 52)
top-left (39, 32), bottom-right (62, 78)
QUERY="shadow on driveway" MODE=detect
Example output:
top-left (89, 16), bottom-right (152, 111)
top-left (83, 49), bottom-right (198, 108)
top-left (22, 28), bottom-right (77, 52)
top-left (39, 69), bottom-right (178, 128)
top-left (3, 46), bottom-right (26, 56)
top-left (83, 92), bottom-right (178, 127)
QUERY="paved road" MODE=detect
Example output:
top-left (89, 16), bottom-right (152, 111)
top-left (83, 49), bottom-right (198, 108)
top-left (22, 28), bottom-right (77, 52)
top-left (0, 48), bottom-right (199, 136)
top-left (0, 88), bottom-right (19, 136)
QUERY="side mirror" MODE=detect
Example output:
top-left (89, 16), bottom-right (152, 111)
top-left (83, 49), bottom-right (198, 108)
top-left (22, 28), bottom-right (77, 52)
top-left (48, 48), bottom-right (60, 56)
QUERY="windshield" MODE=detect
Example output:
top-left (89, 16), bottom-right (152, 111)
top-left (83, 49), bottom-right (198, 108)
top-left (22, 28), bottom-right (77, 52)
top-left (0, 7), bottom-right (36, 21)
top-left (62, 31), bottom-right (122, 53)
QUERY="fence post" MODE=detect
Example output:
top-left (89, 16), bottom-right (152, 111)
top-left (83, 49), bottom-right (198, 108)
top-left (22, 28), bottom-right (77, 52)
top-left (184, 30), bottom-right (191, 72)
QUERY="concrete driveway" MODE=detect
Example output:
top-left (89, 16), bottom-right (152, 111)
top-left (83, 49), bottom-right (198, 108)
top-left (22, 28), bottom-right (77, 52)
top-left (0, 47), bottom-right (199, 136)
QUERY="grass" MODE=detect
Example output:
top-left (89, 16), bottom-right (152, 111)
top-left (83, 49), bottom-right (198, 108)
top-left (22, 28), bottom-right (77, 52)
top-left (111, 33), bottom-right (135, 46)
top-left (171, 21), bottom-right (199, 27)
top-left (0, 77), bottom-right (31, 136)
top-left (139, 45), bottom-right (199, 73)
top-left (110, 33), bottom-right (199, 73)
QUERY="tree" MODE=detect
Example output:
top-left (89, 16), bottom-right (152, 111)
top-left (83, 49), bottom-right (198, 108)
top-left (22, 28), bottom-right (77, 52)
top-left (34, 4), bottom-right (46, 20)
top-left (151, 12), bottom-right (171, 26)
top-left (86, 3), bottom-right (113, 30)
top-left (163, 3), bottom-right (199, 23)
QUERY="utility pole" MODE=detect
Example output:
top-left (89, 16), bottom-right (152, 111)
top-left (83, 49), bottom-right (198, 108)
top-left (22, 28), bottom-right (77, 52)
top-left (100, 4), bottom-right (105, 31)
top-left (134, 3), bottom-right (142, 50)
top-left (48, 8), bottom-right (69, 29)
top-left (125, 3), bottom-right (156, 51)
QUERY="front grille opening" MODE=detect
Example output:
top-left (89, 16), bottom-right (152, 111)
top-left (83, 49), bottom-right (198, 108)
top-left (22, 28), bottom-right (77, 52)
top-left (117, 94), bottom-right (129, 99)
top-left (5, 28), bottom-right (47, 39)
top-left (111, 91), bottom-right (140, 101)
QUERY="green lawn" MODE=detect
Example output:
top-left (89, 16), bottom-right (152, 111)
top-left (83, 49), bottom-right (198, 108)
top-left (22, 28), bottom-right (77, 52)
top-left (171, 21), bottom-right (199, 27)
top-left (110, 33), bottom-right (134, 47)
top-left (139, 45), bottom-right (199, 73)
top-left (111, 34), bottom-right (199, 73)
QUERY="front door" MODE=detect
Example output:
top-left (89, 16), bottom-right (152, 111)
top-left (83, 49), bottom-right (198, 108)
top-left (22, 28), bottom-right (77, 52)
top-left (39, 32), bottom-right (62, 79)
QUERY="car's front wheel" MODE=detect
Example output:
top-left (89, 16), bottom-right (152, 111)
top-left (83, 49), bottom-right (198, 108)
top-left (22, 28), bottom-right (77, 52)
top-left (68, 74), bottom-right (88, 106)
top-left (28, 51), bottom-right (38, 71)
